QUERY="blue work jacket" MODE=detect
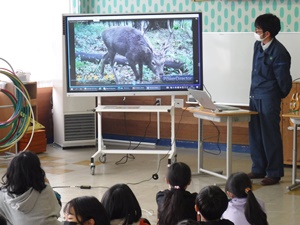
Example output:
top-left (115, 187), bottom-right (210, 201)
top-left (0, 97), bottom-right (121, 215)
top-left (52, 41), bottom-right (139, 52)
top-left (250, 38), bottom-right (292, 99)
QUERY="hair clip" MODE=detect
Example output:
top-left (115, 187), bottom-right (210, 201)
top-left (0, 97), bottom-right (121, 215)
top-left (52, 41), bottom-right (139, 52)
top-left (245, 187), bottom-right (251, 194)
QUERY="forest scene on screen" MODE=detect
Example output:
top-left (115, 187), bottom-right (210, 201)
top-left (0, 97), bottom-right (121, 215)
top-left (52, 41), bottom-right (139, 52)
top-left (74, 19), bottom-right (194, 85)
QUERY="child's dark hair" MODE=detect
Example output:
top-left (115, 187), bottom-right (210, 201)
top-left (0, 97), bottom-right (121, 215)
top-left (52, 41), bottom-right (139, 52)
top-left (254, 13), bottom-right (281, 38)
top-left (167, 162), bottom-right (192, 189)
top-left (101, 183), bottom-right (142, 225)
top-left (177, 219), bottom-right (198, 225)
top-left (1, 150), bottom-right (46, 195)
top-left (158, 162), bottom-right (192, 225)
top-left (225, 172), bottom-right (268, 225)
top-left (195, 185), bottom-right (228, 221)
top-left (63, 196), bottom-right (110, 225)
top-left (0, 215), bottom-right (7, 225)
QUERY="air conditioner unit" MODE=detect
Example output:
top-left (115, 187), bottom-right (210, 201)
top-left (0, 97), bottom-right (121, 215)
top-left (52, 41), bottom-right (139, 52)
top-left (52, 76), bottom-right (96, 148)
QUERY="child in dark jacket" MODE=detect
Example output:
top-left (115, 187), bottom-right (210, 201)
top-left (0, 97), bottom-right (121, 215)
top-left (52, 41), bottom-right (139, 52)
top-left (195, 185), bottom-right (234, 225)
top-left (156, 162), bottom-right (197, 225)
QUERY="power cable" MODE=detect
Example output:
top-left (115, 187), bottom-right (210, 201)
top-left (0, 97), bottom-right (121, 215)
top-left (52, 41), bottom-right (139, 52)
top-left (202, 84), bottom-right (226, 155)
top-left (115, 99), bottom-right (154, 165)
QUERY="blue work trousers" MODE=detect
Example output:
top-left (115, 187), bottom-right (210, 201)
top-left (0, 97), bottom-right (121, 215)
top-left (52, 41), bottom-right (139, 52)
top-left (249, 97), bottom-right (284, 178)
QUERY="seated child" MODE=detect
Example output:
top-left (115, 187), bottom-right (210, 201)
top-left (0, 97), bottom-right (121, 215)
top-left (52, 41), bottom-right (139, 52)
top-left (0, 151), bottom-right (61, 225)
top-left (63, 195), bottom-right (110, 225)
top-left (195, 185), bottom-right (234, 225)
top-left (177, 219), bottom-right (199, 225)
top-left (101, 183), bottom-right (151, 225)
top-left (156, 162), bottom-right (197, 225)
top-left (222, 172), bottom-right (268, 225)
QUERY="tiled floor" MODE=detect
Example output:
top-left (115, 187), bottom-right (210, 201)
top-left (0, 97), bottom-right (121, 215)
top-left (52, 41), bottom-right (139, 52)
top-left (1, 143), bottom-right (300, 225)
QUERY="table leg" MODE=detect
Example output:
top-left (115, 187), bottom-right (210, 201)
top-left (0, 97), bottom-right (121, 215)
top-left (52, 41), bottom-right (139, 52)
top-left (287, 122), bottom-right (300, 191)
top-left (198, 118), bottom-right (203, 173)
top-left (195, 117), bottom-right (225, 178)
top-left (226, 116), bottom-right (233, 179)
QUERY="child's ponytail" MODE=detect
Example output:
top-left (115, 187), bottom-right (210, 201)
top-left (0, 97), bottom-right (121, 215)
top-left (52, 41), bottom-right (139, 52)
top-left (244, 188), bottom-right (268, 225)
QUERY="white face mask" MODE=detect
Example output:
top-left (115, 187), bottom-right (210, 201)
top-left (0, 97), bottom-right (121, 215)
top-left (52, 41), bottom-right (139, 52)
top-left (254, 32), bottom-right (267, 42)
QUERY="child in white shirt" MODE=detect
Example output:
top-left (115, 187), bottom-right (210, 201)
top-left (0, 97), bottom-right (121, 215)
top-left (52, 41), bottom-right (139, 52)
top-left (222, 172), bottom-right (268, 225)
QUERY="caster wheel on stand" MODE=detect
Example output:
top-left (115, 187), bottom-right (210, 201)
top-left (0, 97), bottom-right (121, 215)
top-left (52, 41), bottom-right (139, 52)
top-left (99, 154), bottom-right (106, 163)
top-left (90, 165), bottom-right (95, 175)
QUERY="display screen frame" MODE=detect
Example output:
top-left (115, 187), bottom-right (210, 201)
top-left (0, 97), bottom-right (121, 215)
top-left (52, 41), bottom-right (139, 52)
top-left (63, 12), bottom-right (203, 97)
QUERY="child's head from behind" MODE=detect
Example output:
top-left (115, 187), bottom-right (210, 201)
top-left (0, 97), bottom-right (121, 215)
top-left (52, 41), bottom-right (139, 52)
top-left (177, 219), bottom-right (198, 225)
top-left (167, 162), bottom-right (191, 189)
top-left (195, 185), bottom-right (228, 221)
top-left (63, 196), bottom-right (110, 225)
top-left (225, 172), bottom-right (252, 198)
top-left (1, 150), bottom-right (46, 195)
top-left (0, 215), bottom-right (7, 225)
top-left (101, 183), bottom-right (141, 224)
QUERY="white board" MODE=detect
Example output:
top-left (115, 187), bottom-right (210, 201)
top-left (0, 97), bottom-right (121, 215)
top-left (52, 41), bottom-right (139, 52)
top-left (203, 32), bottom-right (300, 106)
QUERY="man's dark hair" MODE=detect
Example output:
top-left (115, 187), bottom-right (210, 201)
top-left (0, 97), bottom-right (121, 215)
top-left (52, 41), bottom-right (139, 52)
top-left (255, 13), bottom-right (281, 38)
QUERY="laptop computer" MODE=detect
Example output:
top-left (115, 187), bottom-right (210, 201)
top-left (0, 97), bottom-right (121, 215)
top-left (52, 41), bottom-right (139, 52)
top-left (188, 89), bottom-right (240, 112)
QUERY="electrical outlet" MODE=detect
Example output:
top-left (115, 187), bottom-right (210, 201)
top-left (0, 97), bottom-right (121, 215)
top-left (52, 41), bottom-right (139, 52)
top-left (174, 99), bottom-right (184, 108)
top-left (156, 98), bottom-right (161, 105)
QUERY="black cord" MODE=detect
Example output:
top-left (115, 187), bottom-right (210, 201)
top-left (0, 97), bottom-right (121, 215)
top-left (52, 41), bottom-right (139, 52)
top-left (126, 147), bottom-right (167, 185)
top-left (52, 185), bottom-right (109, 189)
top-left (115, 100), bottom-right (153, 165)
top-left (132, 112), bottom-right (152, 150)
top-left (201, 84), bottom-right (227, 155)
top-left (126, 176), bottom-right (154, 185)
top-left (115, 154), bottom-right (135, 165)
top-left (115, 98), bottom-right (135, 165)
top-left (123, 100), bottom-right (132, 150)
top-left (118, 100), bottom-right (220, 185)
top-left (202, 121), bottom-right (222, 155)
top-left (125, 100), bottom-right (174, 184)
top-left (135, 105), bottom-right (188, 184)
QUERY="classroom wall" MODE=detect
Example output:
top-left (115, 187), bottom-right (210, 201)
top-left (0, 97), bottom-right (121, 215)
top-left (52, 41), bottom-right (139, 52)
top-left (72, 0), bottom-right (299, 146)
top-left (76, 0), bottom-right (299, 32)
top-left (0, 0), bottom-right (71, 85)
top-left (76, 1), bottom-right (299, 105)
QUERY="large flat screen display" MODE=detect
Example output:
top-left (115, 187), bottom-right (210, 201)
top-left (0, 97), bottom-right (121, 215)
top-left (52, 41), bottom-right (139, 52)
top-left (63, 12), bottom-right (203, 96)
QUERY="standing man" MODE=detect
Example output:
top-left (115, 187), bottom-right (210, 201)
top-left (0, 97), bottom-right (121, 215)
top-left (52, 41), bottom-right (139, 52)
top-left (248, 13), bottom-right (292, 185)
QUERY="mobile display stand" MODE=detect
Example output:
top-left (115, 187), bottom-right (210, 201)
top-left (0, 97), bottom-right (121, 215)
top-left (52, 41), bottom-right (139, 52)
top-left (90, 95), bottom-right (177, 175)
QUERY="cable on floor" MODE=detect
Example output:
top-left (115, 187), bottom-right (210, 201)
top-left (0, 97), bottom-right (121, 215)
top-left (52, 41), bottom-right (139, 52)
top-left (52, 185), bottom-right (110, 189)
top-left (115, 100), bottom-right (154, 165)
